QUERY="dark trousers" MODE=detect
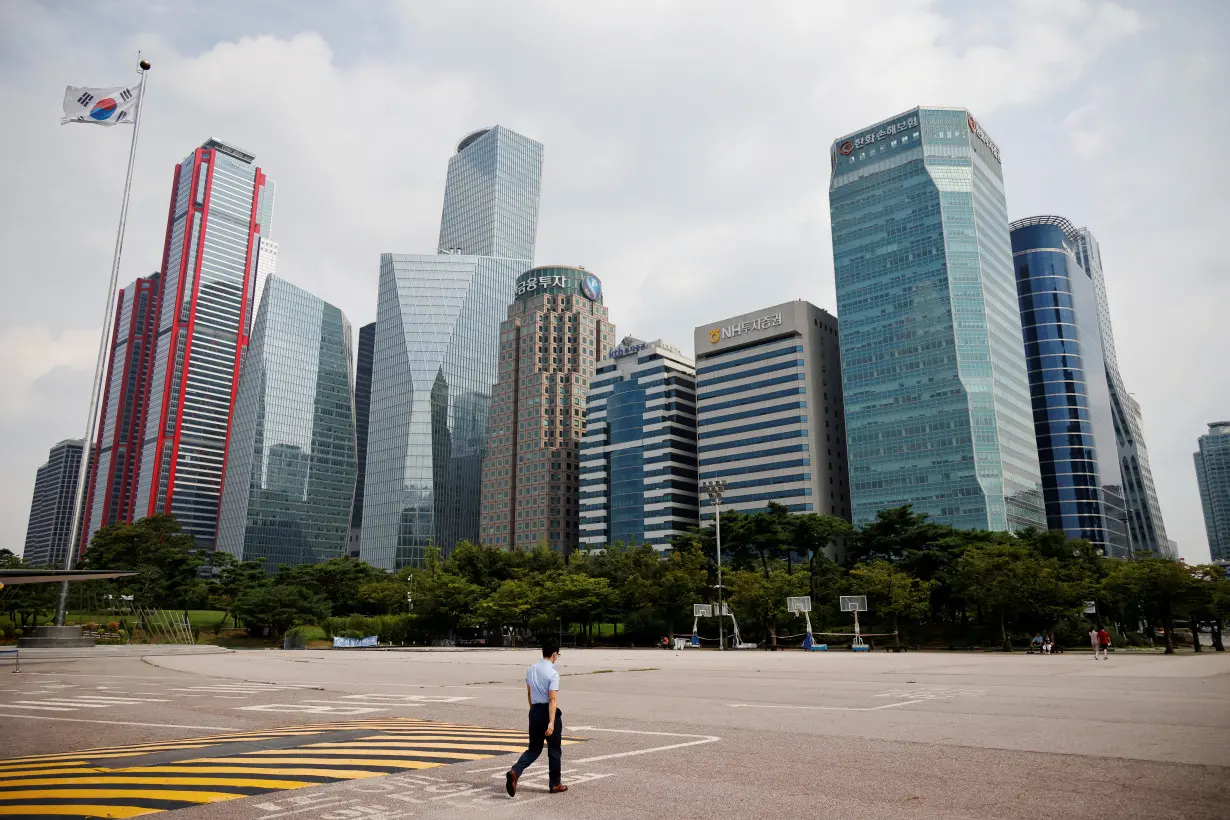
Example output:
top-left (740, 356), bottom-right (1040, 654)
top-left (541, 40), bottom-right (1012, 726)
top-left (511, 703), bottom-right (562, 787)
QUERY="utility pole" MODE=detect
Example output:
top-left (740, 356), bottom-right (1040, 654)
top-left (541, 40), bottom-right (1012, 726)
top-left (701, 479), bottom-right (727, 650)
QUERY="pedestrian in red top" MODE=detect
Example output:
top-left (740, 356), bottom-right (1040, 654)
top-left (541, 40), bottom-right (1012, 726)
top-left (1096, 628), bottom-right (1111, 660)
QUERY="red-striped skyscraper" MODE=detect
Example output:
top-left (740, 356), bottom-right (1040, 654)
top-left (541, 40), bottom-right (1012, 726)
top-left (133, 138), bottom-right (275, 547)
top-left (79, 272), bottom-right (160, 551)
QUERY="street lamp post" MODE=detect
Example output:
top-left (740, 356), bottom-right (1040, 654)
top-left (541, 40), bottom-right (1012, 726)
top-left (701, 479), bottom-right (727, 650)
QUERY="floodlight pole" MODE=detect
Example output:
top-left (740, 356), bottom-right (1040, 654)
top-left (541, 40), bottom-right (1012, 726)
top-left (702, 479), bottom-right (727, 650)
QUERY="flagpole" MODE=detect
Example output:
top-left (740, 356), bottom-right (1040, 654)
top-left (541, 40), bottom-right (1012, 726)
top-left (54, 57), bottom-right (151, 627)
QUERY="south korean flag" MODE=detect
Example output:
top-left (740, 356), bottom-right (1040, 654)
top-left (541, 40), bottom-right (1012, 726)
top-left (61, 83), bottom-right (141, 126)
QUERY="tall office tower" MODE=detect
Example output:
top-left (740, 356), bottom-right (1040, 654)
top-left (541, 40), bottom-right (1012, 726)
top-left (23, 439), bottom-right (85, 566)
top-left (80, 273), bottom-right (160, 552)
top-left (348, 321), bottom-right (376, 556)
top-left (829, 107), bottom-right (1045, 532)
top-left (1195, 421), bottom-right (1230, 563)
top-left (578, 337), bottom-right (697, 552)
top-left (134, 138), bottom-right (274, 548)
top-left (693, 301), bottom-right (851, 533)
top-left (362, 126), bottom-right (543, 569)
top-left (1010, 217), bottom-right (1130, 556)
top-left (480, 267), bottom-right (614, 553)
top-left (216, 277), bottom-right (357, 571)
top-left (1069, 228), bottom-right (1169, 554)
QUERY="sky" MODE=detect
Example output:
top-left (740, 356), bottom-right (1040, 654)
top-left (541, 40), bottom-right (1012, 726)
top-left (1, 0), bottom-right (1226, 563)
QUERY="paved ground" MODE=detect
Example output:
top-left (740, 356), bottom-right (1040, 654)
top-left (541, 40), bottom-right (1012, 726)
top-left (1, 647), bottom-right (1227, 819)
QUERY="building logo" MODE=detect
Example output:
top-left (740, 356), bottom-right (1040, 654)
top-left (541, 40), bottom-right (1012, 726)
top-left (581, 274), bottom-right (602, 302)
top-left (710, 312), bottom-right (783, 343)
top-left (610, 342), bottom-right (646, 359)
top-left (967, 113), bottom-right (1002, 162)
top-left (838, 140), bottom-right (854, 156)
top-left (90, 98), bottom-right (118, 121)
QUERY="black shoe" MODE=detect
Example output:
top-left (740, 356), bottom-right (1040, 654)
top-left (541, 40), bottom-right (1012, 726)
top-left (506, 770), bottom-right (518, 797)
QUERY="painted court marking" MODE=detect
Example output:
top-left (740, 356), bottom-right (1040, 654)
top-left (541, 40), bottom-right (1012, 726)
top-left (730, 686), bottom-right (986, 712)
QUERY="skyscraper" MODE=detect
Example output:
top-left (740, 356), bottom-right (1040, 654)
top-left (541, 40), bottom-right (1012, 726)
top-left (1069, 228), bottom-right (1169, 554)
top-left (216, 277), bottom-right (356, 571)
top-left (80, 273), bottom-right (160, 551)
top-left (579, 337), bottom-right (697, 552)
top-left (362, 126), bottom-right (543, 569)
top-left (480, 267), bottom-right (614, 553)
top-left (1010, 217), bottom-right (1130, 556)
top-left (829, 107), bottom-right (1045, 532)
top-left (24, 439), bottom-right (85, 567)
top-left (1195, 421), bottom-right (1230, 563)
top-left (134, 138), bottom-right (274, 548)
top-left (694, 301), bottom-right (850, 527)
top-left (349, 321), bottom-right (376, 556)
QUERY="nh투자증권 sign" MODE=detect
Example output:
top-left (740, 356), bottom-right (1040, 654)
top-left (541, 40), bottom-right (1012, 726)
top-left (709, 312), bottom-right (783, 343)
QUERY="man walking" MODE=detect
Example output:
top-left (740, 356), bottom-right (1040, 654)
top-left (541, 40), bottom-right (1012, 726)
top-left (1096, 627), bottom-right (1111, 660)
top-left (1089, 626), bottom-right (1100, 659)
top-left (507, 637), bottom-right (567, 796)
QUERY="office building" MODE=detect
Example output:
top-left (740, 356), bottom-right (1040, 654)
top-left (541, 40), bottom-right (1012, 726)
top-left (829, 107), bottom-right (1045, 532)
top-left (216, 277), bottom-right (357, 571)
top-left (349, 321), bottom-right (375, 556)
top-left (134, 138), bottom-right (275, 548)
top-left (480, 267), bottom-right (614, 553)
top-left (362, 126), bottom-right (543, 568)
top-left (1195, 421), bottom-right (1230, 562)
top-left (579, 337), bottom-right (697, 551)
top-left (693, 301), bottom-right (850, 529)
top-left (23, 439), bottom-right (85, 567)
top-left (1010, 217), bottom-right (1129, 556)
top-left (80, 273), bottom-right (160, 551)
top-left (1069, 228), bottom-right (1169, 554)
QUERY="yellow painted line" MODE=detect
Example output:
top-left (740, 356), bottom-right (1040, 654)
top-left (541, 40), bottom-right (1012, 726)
top-left (0, 745), bottom-right (219, 764)
top-left (119, 766), bottom-right (386, 779)
top-left (189, 757), bottom-right (439, 769)
top-left (0, 767), bottom-right (109, 779)
top-left (0, 776), bottom-right (315, 790)
top-left (0, 761), bottom-right (91, 772)
top-left (0, 788), bottom-right (246, 804)
top-left (0, 804), bottom-right (155, 817)
top-left (241, 749), bottom-right (495, 761)
top-left (361, 733), bottom-right (527, 741)
top-left (306, 740), bottom-right (526, 750)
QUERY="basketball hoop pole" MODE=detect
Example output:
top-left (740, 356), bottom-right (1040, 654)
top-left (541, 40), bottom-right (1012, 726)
top-left (56, 56), bottom-right (150, 627)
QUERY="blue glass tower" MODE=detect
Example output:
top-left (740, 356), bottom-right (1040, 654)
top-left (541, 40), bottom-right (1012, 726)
top-left (1195, 421), bottom-right (1230, 563)
top-left (829, 107), bottom-right (1045, 532)
top-left (362, 126), bottom-right (544, 568)
top-left (217, 276), bottom-right (357, 571)
top-left (1010, 216), bottom-right (1130, 555)
top-left (579, 338), bottom-right (698, 551)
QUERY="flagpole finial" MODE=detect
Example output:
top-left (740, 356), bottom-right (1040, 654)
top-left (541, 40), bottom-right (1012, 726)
top-left (139, 59), bottom-right (151, 71)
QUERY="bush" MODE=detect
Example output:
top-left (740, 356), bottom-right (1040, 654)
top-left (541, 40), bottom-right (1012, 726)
top-left (323, 614), bottom-right (420, 645)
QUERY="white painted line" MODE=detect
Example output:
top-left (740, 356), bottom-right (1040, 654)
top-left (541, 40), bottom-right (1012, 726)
top-left (728, 700), bottom-right (924, 712)
top-left (51, 696), bottom-right (170, 703)
top-left (0, 704), bottom-right (77, 712)
top-left (568, 727), bottom-right (721, 764)
top-left (0, 713), bottom-right (238, 730)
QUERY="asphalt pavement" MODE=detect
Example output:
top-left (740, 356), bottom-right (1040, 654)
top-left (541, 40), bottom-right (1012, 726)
top-left (1, 647), bottom-right (1227, 819)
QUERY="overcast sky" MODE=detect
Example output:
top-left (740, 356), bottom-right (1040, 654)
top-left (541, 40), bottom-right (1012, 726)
top-left (2, 0), bottom-right (1226, 563)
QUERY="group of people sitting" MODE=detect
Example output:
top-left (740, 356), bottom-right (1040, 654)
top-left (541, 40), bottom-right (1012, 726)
top-left (1030, 632), bottom-right (1062, 654)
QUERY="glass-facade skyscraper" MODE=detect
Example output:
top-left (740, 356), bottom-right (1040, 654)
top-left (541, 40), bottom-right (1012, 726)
top-left (24, 439), bottom-right (85, 567)
top-left (1010, 217), bottom-right (1129, 556)
top-left (1068, 228), bottom-right (1169, 555)
top-left (1195, 421), bottom-right (1230, 563)
top-left (217, 277), bottom-right (357, 571)
top-left (81, 273), bottom-right (160, 551)
top-left (361, 126), bottom-right (543, 569)
top-left (135, 138), bottom-right (274, 548)
top-left (349, 321), bottom-right (376, 556)
top-left (829, 107), bottom-right (1045, 532)
top-left (478, 268), bottom-right (615, 552)
top-left (579, 337), bottom-right (697, 552)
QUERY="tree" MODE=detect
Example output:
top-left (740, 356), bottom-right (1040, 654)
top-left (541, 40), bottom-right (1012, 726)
top-left (275, 556), bottom-right (387, 616)
top-left (81, 515), bottom-right (205, 609)
top-left (1103, 558), bottom-right (1196, 654)
top-left (953, 543), bottom-right (1046, 651)
top-left (233, 585), bottom-right (330, 638)
top-left (847, 505), bottom-right (951, 567)
top-left (1190, 565), bottom-right (1230, 651)
top-left (540, 573), bottom-right (615, 636)
top-left (789, 513), bottom-right (854, 601)
top-left (208, 551), bottom-right (269, 630)
top-left (358, 579), bottom-right (410, 615)
top-left (850, 559), bottom-right (936, 647)
top-left (726, 563), bottom-right (809, 648)
top-left (0, 550), bottom-right (58, 627)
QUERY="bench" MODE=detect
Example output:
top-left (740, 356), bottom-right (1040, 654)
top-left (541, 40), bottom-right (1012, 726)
top-left (0, 647), bottom-right (19, 672)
